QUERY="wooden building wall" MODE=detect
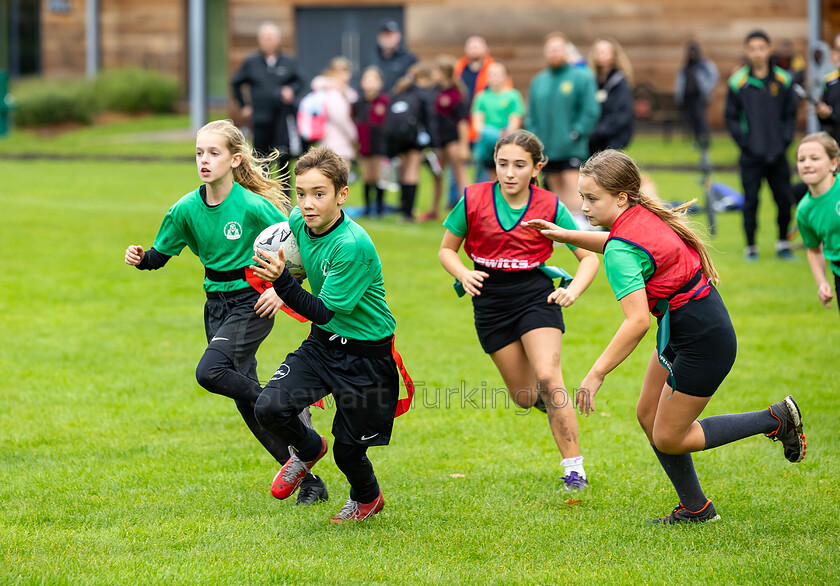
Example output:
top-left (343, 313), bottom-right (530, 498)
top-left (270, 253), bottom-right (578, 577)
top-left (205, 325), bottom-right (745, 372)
top-left (41, 0), bottom-right (821, 126)
top-left (41, 0), bottom-right (185, 79)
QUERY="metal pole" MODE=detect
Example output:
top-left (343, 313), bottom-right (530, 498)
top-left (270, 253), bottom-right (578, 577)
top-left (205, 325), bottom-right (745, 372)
top-left (86, 0), bottom-right (99, 78)
top-left (806, 0), bottom-right (821, 133)
top-left (189, 0), bottom-right (207, 133)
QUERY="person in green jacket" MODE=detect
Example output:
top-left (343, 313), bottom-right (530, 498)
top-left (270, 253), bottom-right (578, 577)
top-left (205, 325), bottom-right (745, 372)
top-left (526, 32), bottom-right (601, 228)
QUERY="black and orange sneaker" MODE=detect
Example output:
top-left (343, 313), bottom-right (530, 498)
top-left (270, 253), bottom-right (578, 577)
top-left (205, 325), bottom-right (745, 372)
top-left (271, 436), bottom-right (329, 500)
top-left (766, 395), bottom-right (806, 463)
top-left (330, 490), bottom-right (384, 523)
top-left (649, 500), bottom-right (720, 524)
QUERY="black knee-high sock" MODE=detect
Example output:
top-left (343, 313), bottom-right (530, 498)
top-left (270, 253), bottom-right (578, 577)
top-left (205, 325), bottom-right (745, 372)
top-left (698, 409), bottom-right (777, 450)
top-left (333, 442), bottom-right (379, 503)
top-left (364, 182), bottom-right (375, 213)
top-left (651, 445), bottom-right (707, 511)
top-left (375, 186), bottom-right (385, 215)
top-left (401, 183), bottom-right (417, 218)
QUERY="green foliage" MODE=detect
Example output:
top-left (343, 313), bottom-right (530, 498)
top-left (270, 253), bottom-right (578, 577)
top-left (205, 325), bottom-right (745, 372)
top-left (9, 69), bottom-right (182, 127)
top-left (94, 68), bottom-right (181, 114)
top-left (11, 77), bottom-right (99, 126)
top-left (0, 126), bottom-right (838, 584)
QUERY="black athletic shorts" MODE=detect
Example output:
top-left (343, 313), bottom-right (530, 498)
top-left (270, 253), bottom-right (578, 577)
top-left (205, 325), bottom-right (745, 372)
top-left (835, 270), bottom-right (840, 314)
top-left (471, 266), bottom-right (564, 354)
top-left (542, 158), bottom-right (582, 173)
top-left (263, 325), bottom-right (400, 447)
top-left (661, 286), bottom-right (737, 397)
top-left (204, 286), bottom-right (273, 379)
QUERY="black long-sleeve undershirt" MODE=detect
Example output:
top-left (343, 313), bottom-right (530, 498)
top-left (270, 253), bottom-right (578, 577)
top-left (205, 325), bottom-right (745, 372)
top-left (272, 268), bottom-right (335, 325)
top-left (136, 248), bottom-right (171, 270)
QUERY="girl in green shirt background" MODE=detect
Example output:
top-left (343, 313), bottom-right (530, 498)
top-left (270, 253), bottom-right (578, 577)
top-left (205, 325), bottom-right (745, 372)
top-left (795, 131), bottom-right (840, 312)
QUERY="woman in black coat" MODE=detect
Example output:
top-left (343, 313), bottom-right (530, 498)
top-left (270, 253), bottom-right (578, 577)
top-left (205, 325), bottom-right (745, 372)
top-left (588, 36), bottom-right (635, 153)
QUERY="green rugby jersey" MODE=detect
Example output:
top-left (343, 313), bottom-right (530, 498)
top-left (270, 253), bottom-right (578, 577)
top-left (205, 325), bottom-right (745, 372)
top-left (289, 206), bottom-right (395, 340)
top-left (152, 182), bottom-right (288, 292)
top-left (797, 176), bottom-right (840, 277)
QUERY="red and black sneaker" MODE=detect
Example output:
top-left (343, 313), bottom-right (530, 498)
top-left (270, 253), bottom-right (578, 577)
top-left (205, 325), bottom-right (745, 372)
top-left (766, 395), bottom-right (806, 463)
top-left (271, 436), bottom-right (328, 500)
top-left (649, 500), bottom-right (720, 524)
top-left (330, 490), bottom-right (384, 523)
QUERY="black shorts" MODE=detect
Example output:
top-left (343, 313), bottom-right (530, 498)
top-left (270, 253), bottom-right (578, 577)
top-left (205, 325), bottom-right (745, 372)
top-left (542, 158), bottom-right (582, 173)
top-left (263, 325), bottom-right (400, 447)
top-left (471, 267), bottom-right (564, 354)
top-left (204, 286), bottom-right (273, 379)
top-left (386, 135), bottom-right (420, 158)
top-left (835, 271), bottom-right (840, 313)
top-left (661, 287), bottom-right (737, 397)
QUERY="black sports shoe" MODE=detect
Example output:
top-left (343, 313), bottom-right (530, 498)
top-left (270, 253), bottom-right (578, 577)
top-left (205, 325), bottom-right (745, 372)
top-left (649, 500), bottom-right (720, 524)
top-left (533, 395), bottom-right (547, 413)
top-left (766, 395), bottom-right (806, 463)
top-left (295, 476), bottom-right (328, 506)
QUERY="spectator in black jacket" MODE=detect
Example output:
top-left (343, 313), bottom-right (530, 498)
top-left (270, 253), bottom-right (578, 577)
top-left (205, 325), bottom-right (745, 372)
top-left (366, 20), bottom-right (417, 93)
top-left (725, 30), bottom-right (799, 261)
top-left (231, 22), bottom-right (303, 166)
top-left (587, 36), bottom-right (635, 153)
top-left (817, 33), bottom-right (840, 144)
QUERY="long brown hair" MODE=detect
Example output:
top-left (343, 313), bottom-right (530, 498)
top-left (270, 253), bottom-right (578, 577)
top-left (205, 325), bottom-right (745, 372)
top-left (587, 36), bottom-right (635, 86)
top-left (580, 149), bottom-right (719, 285)
top-left (197, 120), bottom-right (290, 212)
top-left (494, 130), bottom-right (546, 185)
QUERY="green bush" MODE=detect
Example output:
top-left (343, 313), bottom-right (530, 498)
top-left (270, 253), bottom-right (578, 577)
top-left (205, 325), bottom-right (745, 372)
top-left (94, 68), bottom-right (181, 114)
top-left (10, 68), bottom-right (182, 127)
top-left (11, 78), bottom-right (100, 127)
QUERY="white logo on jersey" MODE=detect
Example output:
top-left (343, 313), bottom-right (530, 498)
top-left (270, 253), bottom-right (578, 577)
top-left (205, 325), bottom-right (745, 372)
top-left (224, 221), bottom-right (242, 240)
top-left (361, 433), bottom-right (379, 441)
top-left (270, 364), bottom-right (290, 380)
top-left (836, 201), bottom-right (840, 217)
top-left (321, 259), bottom-right (331, 276)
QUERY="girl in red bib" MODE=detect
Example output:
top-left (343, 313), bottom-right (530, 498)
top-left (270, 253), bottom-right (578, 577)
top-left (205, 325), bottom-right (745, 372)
top-left (525, 149), bottom-right (807, 523)
top-left (439, 130), bottom-right (599, 491)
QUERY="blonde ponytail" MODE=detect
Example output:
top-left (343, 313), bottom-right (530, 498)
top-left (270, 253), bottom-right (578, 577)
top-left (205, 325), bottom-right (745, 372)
top-left (197, 120), bottom-right (290, 213)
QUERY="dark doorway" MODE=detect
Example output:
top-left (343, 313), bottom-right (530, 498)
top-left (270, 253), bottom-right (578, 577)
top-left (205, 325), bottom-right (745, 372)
top-left (295, 5), bottom-right (404, 89)
top-left (4, 0), bottom-right (40, 77)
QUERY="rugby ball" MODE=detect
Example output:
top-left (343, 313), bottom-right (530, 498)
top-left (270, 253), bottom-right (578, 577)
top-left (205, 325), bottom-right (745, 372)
top-left (253, 221), bottom-right (306, 277)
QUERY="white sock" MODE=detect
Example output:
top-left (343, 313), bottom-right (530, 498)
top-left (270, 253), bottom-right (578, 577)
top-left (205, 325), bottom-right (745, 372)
top-left (776, 240), bottom-right (791, 251)
top-left (561, 456), bottom-right (585, 479)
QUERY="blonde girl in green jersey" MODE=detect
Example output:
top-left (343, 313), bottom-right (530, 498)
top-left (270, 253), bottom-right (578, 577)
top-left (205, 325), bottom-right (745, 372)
top-left (124, 120), bottom-right (328, 505)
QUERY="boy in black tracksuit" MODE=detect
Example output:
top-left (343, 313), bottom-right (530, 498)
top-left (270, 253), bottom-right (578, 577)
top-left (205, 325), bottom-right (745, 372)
top-left (725, 30), bottom-right (798, 261)
top-left (231, 23), bottom-right (303, 166)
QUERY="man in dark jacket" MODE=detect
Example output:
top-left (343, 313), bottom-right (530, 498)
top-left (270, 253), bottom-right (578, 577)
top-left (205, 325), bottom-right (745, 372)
top-left (817, 33), bottom-right (840, 144)
top-left (366, 20), bottom-right (417, 93)
top-left (725, 30), bottom-right (799, 261)
top-left (231, 22), bottom-right (303, 165)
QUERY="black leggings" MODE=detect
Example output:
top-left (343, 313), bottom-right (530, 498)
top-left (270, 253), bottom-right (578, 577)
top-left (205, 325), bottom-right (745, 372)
top-left (333, 442), bottom-right (379, 503)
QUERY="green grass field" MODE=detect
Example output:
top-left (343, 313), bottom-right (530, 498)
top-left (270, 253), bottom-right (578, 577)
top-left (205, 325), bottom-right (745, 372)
top-left (1, 117), bottom-right (838, 585)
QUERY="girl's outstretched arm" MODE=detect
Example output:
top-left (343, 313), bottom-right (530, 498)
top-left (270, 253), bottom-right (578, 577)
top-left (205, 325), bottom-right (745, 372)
top-left (576, 288), bottom-right (650, 416)
top-left (805, 246), bottom-right (835, 308)
top-left (521, 219), bottom-right (610, 253)
top-left (439, 230), bottom-right (489, 297)
top-left (547, 247), bottom-right (599, 307)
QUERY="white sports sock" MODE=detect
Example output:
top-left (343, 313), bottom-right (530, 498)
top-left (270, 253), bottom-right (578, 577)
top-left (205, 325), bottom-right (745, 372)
top-left (561, 456), bottom-right (585, 479)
